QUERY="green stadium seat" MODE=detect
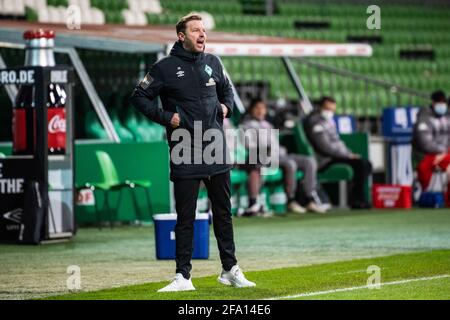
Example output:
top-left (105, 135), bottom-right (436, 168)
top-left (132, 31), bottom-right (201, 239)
top-left (76, 150), bottom-right (153, 228)
top-left (85, 111), bottom-right (109, 140)
top-left (318, 164), bottom-right (353, 183)
top-left (124, 109), bottom-right (146, 142)
top-left (231, 169), bottom-right (247, 185)
top-left (47, 0), bottom-right (68, 6)
top-left (103, 10), bottom-right (124, 24)
top-left (109, 109), bottom-right (135, 142)
top-left (261, 167), bottom-right (283, 183)
top-left (140, 117), bottom-right (165, 142)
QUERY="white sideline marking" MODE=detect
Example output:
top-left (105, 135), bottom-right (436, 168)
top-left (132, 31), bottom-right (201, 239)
top-left (333, 267), bottom-right (391, 275)
top-left (265, 274), bottom-right (450, 300)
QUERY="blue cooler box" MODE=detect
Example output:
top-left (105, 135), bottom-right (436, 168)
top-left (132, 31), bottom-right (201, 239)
top-left (418, 192), bottom-right (445, 208)
top-left (153, 213), bottom-right (210, 260)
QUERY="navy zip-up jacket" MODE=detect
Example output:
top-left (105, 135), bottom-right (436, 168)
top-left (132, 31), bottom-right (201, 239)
top-left (130, 40), bottom-right (234, 181)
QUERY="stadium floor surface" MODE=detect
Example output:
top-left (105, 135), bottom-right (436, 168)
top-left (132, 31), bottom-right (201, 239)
top-left (0, 208), bottom-right (449, 300)
top-left (48, 250), bottom-right (450, 300)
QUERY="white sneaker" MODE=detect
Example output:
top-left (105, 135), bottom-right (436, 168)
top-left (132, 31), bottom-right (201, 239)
top-left (287, 201), bottom-right (306, 214)
top-left (257, 208), bottom-right (274, 218)
top-left (306, 201), bottom-right (328, 214)
top-left (242, 203), bottom-right (261, 217)
top-left (218, 265), bottom-right (256, 288)
top-left (319, 203), bottom-right (332, 211)
top-left (157, 273), bottom-right (196, 292)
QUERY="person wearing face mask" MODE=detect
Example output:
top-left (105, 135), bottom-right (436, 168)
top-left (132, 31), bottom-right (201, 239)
top-left (240, 98), bottom-right (327, 216)
top-left (413, 90), bottom-right (450, 207)
top-left (304, 96), bottom-right (372, 209)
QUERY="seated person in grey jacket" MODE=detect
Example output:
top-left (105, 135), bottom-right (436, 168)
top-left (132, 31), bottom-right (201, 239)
top-left (304, 96), bottom-right (372, 209)
top-left (412, 90), bottom-right (450, 207)
top-left (240, 98), bottom-right (326, 215)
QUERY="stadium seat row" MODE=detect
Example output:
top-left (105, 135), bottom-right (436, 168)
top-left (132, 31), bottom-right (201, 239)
top-left (160, 0), bottom-right (241, 15)
top-left (2, 0), bottom-right (448, 118)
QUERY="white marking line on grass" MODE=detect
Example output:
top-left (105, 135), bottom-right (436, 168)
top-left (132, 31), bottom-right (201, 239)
top-left (332, 269), bottom-right (370, 275)
top-left (265, 274), bottom-right (450, 300)
top-left (333, 267), bottom-right (391, 275)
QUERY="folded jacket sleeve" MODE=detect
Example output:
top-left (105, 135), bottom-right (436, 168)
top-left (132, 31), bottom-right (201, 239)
top-left (310, 123), bottom-right (352, 159)
top-left (129, 63), bottom-right (174, 127)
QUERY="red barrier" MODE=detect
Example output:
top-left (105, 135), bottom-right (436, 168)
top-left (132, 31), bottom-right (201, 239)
top-left (372, 184), bottom-right (412, 209)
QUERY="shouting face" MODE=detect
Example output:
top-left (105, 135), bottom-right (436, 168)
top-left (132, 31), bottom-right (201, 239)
top-left (178, 19), bottom-right (206, 53)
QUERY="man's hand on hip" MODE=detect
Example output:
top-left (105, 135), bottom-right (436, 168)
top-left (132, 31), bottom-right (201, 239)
top-left (221, 104), bottom-right (228, 118)
top-left (349, 153), bottom-right (361, 159)
top-left (171, 113), bottom-right (180, 128)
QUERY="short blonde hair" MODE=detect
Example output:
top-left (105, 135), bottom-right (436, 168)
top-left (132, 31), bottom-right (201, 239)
top-left (176, 12), bottom-right (202, 34)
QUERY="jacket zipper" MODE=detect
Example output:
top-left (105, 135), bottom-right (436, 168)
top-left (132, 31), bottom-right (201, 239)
top-left (192, 64), bottom-right (217, 179)
top-left (191, 64), bottom-right (221, 128)
top-left (191, 65), bottom-right (203, 90)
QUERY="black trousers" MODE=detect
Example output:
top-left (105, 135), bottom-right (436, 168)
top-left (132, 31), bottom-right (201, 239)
top-left (173, 171), bottom-right (237, 279)
top-left (321, 158), bottom-right (372, 205)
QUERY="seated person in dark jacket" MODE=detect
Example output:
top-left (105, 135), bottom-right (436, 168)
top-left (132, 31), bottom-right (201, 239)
top-left (304, 96), bottom-right (372, 209)
top-left (412, 90), bottom-right (450, 207)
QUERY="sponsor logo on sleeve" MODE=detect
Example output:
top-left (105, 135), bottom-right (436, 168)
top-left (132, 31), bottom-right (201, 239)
top-left (139, 73), bottom-right (153, 89)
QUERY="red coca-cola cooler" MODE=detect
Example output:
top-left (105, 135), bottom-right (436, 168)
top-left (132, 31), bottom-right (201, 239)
top-left (13, 29), bottom-right (67, 156)
top-left (372, 184), bottom-right (412, 209)
top-left (0, 29), bottom-right (75, 244)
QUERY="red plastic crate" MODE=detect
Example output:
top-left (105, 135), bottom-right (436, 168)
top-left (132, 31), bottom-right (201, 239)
top-left (372, 184), bottom-right (412, 209)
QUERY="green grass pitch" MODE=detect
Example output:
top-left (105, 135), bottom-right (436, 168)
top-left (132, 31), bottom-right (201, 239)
top-left (47, 250), bottom-right (450, 300)
top-left (1, 208), bottom-right (449, 300)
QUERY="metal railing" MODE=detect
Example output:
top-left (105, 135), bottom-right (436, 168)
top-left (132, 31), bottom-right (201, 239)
top-left (292, 57), bottom-right (430, 132)
top-left (294, 57), bottom-right (429, 103)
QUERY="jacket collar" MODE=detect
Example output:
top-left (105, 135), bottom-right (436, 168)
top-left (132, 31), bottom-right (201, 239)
top-left (170, 40), bottom-right (204, 63)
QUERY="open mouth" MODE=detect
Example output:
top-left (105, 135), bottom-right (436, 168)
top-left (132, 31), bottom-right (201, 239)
top-left (196, 39), bottom-right (205, 46)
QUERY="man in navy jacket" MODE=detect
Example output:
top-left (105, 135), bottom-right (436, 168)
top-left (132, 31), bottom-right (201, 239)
top-left (130, 13), bottom-right (255, 292)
